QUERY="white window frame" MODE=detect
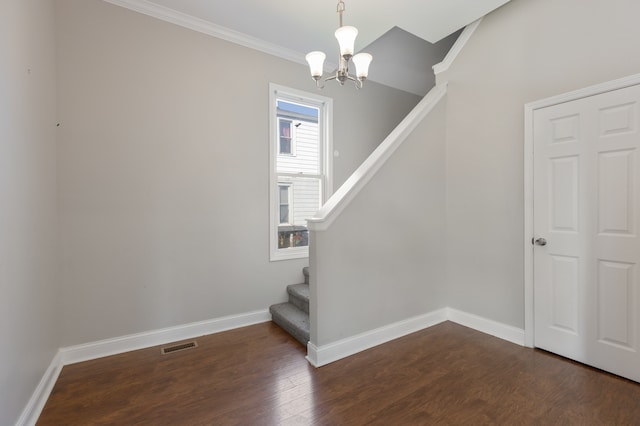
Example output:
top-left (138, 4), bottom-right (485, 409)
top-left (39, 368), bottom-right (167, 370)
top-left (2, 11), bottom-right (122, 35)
top-left (269, 83), bottom-right (333, 261)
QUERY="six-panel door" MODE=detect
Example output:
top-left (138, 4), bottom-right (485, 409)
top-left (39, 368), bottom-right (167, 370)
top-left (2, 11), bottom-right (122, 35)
top-left (533, 84), bottom-right (640, 383)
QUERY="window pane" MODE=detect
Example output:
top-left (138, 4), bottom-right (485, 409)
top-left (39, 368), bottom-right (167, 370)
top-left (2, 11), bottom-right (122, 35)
top-left (280, 137), bottom-right (291, 154)
top-left (279, 205), bottom-right (289, 224)
top-left (279, 185), bottom-right (289, 201)
top-left (278, 227), bottom-right (308, 249)
top-left (278, 100), bottom-right (318, 118)
top-left (276, 101), bottom-right (320, 175)
top-left (276, 177), bottom-right (321, 249)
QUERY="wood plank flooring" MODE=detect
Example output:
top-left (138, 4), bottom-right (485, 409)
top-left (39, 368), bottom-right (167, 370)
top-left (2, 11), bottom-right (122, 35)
top-left (38, 321), bottom-right (640, 425)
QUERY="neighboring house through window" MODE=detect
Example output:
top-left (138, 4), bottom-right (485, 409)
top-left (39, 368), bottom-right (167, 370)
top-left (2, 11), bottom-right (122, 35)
top-left (269, 84), bottom-right (333, 260)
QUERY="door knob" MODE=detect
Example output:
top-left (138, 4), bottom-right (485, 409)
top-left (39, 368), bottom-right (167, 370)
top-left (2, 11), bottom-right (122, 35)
top-left (534, 238), bottom-right (547, 246)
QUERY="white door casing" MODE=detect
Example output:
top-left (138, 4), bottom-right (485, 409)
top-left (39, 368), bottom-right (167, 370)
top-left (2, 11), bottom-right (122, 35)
top-left (525, 74), bottom-right (640, 383)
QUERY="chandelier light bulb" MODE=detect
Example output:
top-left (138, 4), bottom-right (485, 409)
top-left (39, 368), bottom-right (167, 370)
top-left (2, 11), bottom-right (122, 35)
top-left (334, 26), bottom-right (358, 58)
top-left (352, 53), bottom-right (373, 79)
top-left (305, 51), bottom-right (326, 78)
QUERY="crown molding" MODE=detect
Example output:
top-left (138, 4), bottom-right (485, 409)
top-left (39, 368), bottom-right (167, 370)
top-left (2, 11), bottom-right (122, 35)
top-left (102, 0), bottom-right (307, 66)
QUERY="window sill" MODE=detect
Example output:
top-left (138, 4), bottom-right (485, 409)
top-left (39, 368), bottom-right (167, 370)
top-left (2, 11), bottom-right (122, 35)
top-left (270, 246), bottom-right (309, 262)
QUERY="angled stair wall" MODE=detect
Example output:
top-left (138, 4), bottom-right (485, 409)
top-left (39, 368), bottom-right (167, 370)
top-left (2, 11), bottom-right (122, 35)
top-left (306, 85), bottom-right (449, 361)
top-left (270, 21), bottom-right (482, 360)
top-left (302, 19), bottom-right (483, 366)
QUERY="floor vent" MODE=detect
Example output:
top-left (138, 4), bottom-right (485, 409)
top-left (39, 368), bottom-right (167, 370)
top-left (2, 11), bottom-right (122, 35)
top-left (161, 341), bottom-right (198, 355)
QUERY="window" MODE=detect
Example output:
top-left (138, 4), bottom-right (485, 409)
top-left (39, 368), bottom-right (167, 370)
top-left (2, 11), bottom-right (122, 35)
top-left (279, 118), bottom-right (293, 155)
top-left (269, 84), bottom-right (333, 261)
top-left (279, 183), bottom-right (291, 224)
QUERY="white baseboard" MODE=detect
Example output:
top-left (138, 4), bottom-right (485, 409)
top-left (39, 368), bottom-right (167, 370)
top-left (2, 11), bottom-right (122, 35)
top-left (60, 309), bottom-right (271, 365)
top-left (307, 307), bottom-right (525, 368)
top-left (20, 306), bottom-right (525, 424)
top-left (446, 308), bottom-right (526, 346)
top-left (306, 309), bottom-right (449, 367)
top-left (19, 309), bottom-right (271, 425)
top-left (15, 352), bottom-right (63, 426)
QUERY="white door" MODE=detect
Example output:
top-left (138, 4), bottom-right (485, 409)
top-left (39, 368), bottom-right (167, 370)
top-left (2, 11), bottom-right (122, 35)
top-left (533, 84), bottom-right (640, 382)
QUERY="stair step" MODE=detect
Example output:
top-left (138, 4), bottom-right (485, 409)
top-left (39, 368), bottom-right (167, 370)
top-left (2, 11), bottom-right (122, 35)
top-left (287, 283), bottom-right (309, 314)
top-left (269, 302), bottom-right (309, 346)
top-left (303, 266), bottom-right (309, 284)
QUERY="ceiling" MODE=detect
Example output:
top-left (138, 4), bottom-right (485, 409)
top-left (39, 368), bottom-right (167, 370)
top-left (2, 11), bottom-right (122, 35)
top-left (124, 0), bottom-right (511, 95)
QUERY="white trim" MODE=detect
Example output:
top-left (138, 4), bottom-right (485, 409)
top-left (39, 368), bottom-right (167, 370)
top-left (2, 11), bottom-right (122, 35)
top-left (15, 353), bottom-right (63, 426)
top-left (446, 308), bottom-right (525, 346)
top-left (101, 0), bottom-right (306, 66)
top-left (306, 309), bottom-right (448, 367)
top-left (19, 307), bottom-right (526, 422)
top-left (307, 83), bottom-right (447, 232)
top-left (269, 83), bottom-right (333, 261)
top-left (523, 72), bottom-right (640, 348)
top-left (18, 310), bottom-right (270, 425)
top-left (433, 19), bottom-right (482, 76)
top-left (60, 310), bottom-right (270, 365)
top-left (524, 102), bottom-right (535, 348)
top-left (306, 307), bottom-right (525, 367)
top-left (525, 73), bottom-right (640, 112)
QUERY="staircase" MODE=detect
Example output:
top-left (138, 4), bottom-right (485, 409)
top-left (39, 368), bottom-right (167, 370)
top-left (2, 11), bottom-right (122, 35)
top-left (269, 267), bottom-right (309, 346)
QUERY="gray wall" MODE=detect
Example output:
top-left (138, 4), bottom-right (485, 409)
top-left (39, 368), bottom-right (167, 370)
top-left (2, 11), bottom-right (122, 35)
top-left (312, 99), bottom-right (447, 346)
top-left (441, 0), bottom-right (640, 328)
top-left (55, 0), bottom-right (420, 346)
top-left (0, 1), bottom-right (59, 424)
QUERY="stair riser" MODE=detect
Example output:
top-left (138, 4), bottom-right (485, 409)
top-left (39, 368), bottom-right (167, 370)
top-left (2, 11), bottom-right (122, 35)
top-left (272, 315), bottom-right (309, 345)
top-left (270, 305), bottom-right (309, 346)
top-left (289, 293), bottom-right (309, 315)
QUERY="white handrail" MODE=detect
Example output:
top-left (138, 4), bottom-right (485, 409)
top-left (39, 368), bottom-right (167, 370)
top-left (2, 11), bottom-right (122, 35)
top-left (433, 19), bottom-right (482, 76)
top-left (307, 82), bottom-right (448, 232)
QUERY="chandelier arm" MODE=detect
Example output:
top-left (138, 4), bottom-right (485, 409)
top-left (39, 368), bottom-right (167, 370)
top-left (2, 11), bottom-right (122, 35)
top-left (344, 74), bottom-right (363, 89)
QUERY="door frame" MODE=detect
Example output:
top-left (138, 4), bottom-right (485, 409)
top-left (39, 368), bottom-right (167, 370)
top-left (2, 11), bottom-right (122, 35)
top-left (523, 72), bottom-right (640, 348)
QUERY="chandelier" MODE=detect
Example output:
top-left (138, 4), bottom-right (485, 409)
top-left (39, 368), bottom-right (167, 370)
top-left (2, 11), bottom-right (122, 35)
top-left (305, 0), bottom-right (373, 89)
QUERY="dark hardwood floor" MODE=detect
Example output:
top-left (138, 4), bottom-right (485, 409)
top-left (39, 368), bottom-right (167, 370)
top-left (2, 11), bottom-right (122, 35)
top-left (38, 321), bottom-right (640, 425)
